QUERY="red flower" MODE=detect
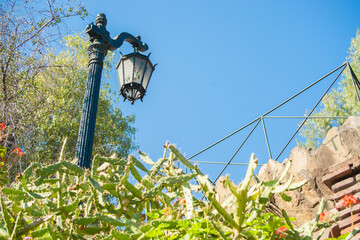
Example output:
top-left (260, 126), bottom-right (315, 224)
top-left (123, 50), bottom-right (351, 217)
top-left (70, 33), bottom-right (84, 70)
top-left (319, 212), bottom-right (334, 222)
top-left (341, 194), bottom-right (359, 207)
top-left (12, 148), bottom-right (23, 156)
top-left (319, 211), bottom-right (327, 222)
top-left (276, 226), bottom-right (288, 238)
top-left (0, 123), bottom-right (5, 131)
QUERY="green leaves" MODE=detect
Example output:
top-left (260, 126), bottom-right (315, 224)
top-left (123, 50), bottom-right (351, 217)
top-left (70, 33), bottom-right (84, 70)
top-left (0, 144), bottom-right (209, 239)
top-left (88, 177), bottom-right (102, 191)
top-left (169, 145), bottom-right (195, 169)
top-left (97, 215), bottom-right (126, 227)
top-left (2, 29), bottom-right (136, 179)
top-left (198, 175), bottom-right (240, 230)
top-left (111, 230), bottom-right (130, 239)
top-left (280, 192), bottom-right (292, 202)
top-left (2, 188), bottom-right (26, 196)
top-left (9, 211), bottom-right (22, 240)
top-left (0, 146), bottom-right (6, 159)
top-left (129, 155), bottom-right (148, 172)
top-left (59, 198), bottom-right (79, 212)
top-left (25, 191), bottom-right (44, 199)
top-left (0, 143), bottom-right (335, 239)
top-left (0, 145), bottom-right (9, 187)
top-left (159, 173), bottom-right (197, 185)
top-left (72, 217), bottom-right (97, 225)
top-left (61, 161), bottom-right (84, 174)
top-left (299, 31), bottom-right (360, 148)
top-left (0, 196), bottom-right (13, 236)
top-left (35, 163), bottom-right (62, 176)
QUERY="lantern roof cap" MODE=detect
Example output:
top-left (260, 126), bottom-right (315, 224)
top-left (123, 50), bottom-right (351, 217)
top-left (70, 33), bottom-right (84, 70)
top-left (116, 51), bottom-right (155, 70)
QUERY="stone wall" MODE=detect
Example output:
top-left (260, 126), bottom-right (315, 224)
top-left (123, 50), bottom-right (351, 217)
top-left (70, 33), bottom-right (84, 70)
top-left (322, 157), bottom-right (360, 237)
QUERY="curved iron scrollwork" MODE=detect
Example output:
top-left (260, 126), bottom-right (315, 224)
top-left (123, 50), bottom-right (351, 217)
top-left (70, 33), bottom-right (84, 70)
top-left (85, 13), bottom-right (148, 52)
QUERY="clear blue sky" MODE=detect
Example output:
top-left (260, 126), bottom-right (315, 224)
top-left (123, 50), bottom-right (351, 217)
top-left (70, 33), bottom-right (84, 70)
top-left (70, 0), bottom-right (360, 183)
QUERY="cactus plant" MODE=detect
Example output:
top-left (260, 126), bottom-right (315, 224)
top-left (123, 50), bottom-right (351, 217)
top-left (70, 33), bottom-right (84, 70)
top-left (0, 143), bottom-right (215, 239)
top-left (0, 139), bottom-right (349, 239)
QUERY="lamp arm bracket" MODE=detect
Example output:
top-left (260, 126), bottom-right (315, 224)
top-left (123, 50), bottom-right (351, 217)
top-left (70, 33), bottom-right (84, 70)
top-left (86, 23), bottom-right (148, 52)
top-left (111, 32), bottom-right (149, 52)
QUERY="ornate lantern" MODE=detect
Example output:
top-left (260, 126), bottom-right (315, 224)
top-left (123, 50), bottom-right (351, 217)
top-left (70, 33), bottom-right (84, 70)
top-left (116, 50), bottom-right (155, 104)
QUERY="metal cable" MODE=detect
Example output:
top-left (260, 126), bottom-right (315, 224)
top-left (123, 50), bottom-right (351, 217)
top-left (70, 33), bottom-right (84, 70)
top-left (189, 160), bottom-right (264, 166)
top-left (275, 65), bottom-right (347, 161)
top-left (195, 63), bottom-right (352, 201)
top-left (187, 118), bottom-right (260, 160)
top-left (261, 116), bottom-right (272, 159)
top-left (347, 63), bottom-right (360, 106)
top-left (263, 116), bottom-right (352, 119)
top-left (212, 119), bottom-right (261, 184)
top-left (187, 63), bottom-right (347, 161)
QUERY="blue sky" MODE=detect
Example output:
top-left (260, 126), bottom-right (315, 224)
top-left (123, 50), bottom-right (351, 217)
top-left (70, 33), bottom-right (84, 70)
top-left (71, 0), bottom-right (360, 183)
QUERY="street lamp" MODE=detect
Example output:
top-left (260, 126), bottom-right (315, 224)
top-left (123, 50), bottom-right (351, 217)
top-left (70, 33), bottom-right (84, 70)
top-left (75, 13), bottom-right (155, 169)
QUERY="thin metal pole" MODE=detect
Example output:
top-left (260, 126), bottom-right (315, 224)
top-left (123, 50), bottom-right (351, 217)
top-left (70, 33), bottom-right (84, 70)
top-left (189, 160), bottom-right (264, 166)
top-left (260, 63), bottom-right (347, 117)
top-left (347, 62), bottom-right (360, 107)
top-left (261, 116), bottom-right (272, 159)
top-left (347, 62), bottom-right (360, 89)
top-left (187, 63), bottom-right (346, 161)
top-left (275, 65), bottom-right (347, 161)
top-left (350, 64), bottom-right (360, 89)
top-left (187, 118), bottom-right (260, 160)
top-left (212, 119), bottom-right (261, 184)
top-left (263, 116), bottom-right (353, 119)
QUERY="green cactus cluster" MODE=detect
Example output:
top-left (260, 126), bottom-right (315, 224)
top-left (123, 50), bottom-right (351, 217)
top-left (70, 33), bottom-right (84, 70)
top-left (0, 143), bottom-right (212, 239)
top-left (0, 142), bottom-right (355, 239)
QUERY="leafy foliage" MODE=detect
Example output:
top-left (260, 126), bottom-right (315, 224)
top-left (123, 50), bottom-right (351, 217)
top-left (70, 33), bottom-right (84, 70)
top-left (0, 0), bottom-right (136, 177)
top-left (29, 34), bottom-right (136, 163)
top-left (299, 31), bottom-right (360, 148)
top-left (0, 142), bottom-right (209, 239)
top-left (0, 0), bottom-right (86, 175)
top-left (0, 136), bottom-right (352, 239)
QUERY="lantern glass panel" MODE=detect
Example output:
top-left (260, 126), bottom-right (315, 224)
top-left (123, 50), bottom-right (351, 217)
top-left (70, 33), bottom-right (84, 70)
top-left (142, 61), bottom-right (154, 90)
top-left (117, 61), bottom-right (124, 89)
top-left (133, 56), bottom-right (147, 85)
top-left (123, 57), bottom-right (134, 85)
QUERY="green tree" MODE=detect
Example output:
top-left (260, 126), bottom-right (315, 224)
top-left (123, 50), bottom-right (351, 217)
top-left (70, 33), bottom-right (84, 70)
top-left (0, 1), bottom-right (136, 177)
top-left (29, 34), bottom-right (137, 163)
top-left (0, 0), bottom-right (87, 172)
top-left (299, 31), bottom-right (360, 148)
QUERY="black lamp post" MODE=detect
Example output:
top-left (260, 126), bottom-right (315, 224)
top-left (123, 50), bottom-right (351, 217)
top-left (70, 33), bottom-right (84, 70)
top-left (75, 13), bottom-right (155, 169)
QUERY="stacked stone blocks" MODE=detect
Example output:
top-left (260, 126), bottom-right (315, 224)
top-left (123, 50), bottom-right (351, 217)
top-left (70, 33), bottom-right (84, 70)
top-left (322, 157), bottom-right (360, 236)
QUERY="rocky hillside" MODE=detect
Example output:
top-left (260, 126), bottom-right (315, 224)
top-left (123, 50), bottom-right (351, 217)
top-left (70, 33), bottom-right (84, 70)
top-left (216, 116), bottom-right (360, 227)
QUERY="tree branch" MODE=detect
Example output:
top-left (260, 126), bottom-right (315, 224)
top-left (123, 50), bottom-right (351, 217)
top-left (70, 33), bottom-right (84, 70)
top-left (14, 16), bottom-right (56, 50)
top-left (16, 214), bottom-right (54, 236)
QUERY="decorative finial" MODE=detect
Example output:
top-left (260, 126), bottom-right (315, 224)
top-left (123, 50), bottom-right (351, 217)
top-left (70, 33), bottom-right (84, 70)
top-left (95, 13), bottom-right (107, 27)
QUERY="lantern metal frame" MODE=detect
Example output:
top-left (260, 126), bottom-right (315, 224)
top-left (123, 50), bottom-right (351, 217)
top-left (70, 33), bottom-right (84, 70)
top-left (116, 51), bottom-right (155, 104)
